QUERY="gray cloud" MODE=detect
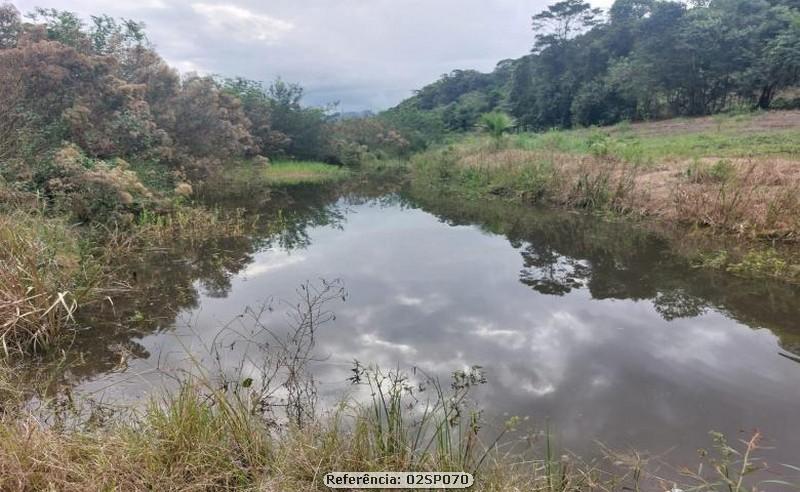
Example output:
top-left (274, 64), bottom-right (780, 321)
top-left (12, 0), bottom-right (615, 111)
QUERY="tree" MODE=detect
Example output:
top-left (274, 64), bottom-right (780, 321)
top-left (608, 0), bottom-right (653, 25)
top-left (88, 14), bottom-right (148, 57)
top-left (479, 111), bottom-right (514, 147)
top-left (264, 78), bottom-right (332, 160)
top-left (508, 56), bottom-right (538, 129)
top-left (532, 0), bottom-right (603, 52)
top-left (755, 9), bottom-right (800, 108)
top-left (0, 2), bottom-right (20, 48)
top-left (222, 77), bottom-right (291, 156)
top-left (171, 75), bottom-right (255, 159)
top-left (26, 7), bottom-right (89, 51)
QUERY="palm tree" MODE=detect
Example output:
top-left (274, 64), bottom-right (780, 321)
top-left (479, 111), bottom-right (514, 147)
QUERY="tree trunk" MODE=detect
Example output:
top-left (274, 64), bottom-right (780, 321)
top-left (758, 84), bottom-right (775, 110)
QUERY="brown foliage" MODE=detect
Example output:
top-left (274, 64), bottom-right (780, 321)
top-left (0, 38), bottom-right (23, 159)
top-left (118, 47), bottom-right (180, 131)
top-left (0, 32), bottom-right (171, 158)
top-left (45, 144), bottom-right (155, 222)
top-left (170, 75), bottom-right (255, 159)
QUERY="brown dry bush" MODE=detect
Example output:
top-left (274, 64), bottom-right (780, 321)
top-left (0, 40), bottom-right (23, 160)
top-left (43, 144), bottom-right (157, 223)
top-left (669, 159), bottom-right (800, 239)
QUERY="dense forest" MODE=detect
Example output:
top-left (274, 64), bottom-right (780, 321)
top-left (384, 0), bottom-right (800, 137)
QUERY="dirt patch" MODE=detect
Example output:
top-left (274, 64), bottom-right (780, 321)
top-left (615, 110), bottom-right (800, 138)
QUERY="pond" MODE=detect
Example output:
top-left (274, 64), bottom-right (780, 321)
top-left (68, 183), bottom-right (800, 467)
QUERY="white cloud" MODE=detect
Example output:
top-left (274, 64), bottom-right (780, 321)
top-left (241, 252), bottom-right (305, 278)
top-left (168, 58), bottom-right (207, 75)
top-left (191, 3), bottom-right (294, 43)
top-left (139, 0), bottom-right (168, 9)
top-left (13, 0), bottom-right (618, 110)
top-left (396, 294), bottom-right (423, 306)
top-left (359, 333), bottom-right (417, 355)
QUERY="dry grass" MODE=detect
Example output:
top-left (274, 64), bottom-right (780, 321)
top-left (413, 129), bottom-right (800, 241)
top-left (0, 212), bottom-right (89, 354)
top-left (0, 209), bottom-right (145, 355)
top-left (0, 201), bottom-right (254, 355)
top-left (619, 110), bottom-right (800, 138)
top-left (667, 158), bottom-right (800, 239)
top-left (0, 372), bottom-right (791, 492)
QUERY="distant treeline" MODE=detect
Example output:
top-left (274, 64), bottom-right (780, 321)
top-left (383, 0), bottom-right (800, 138)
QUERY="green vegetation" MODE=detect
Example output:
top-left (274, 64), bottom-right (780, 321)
top-left (2, 0), bottom-right (800, 489)
top-left (263, 161), bottom-right (351, 185)
top-left (408, 112), bottom-right (800, 282)
top-left (479, 111), bottom-right (515, 148)
top-left (382, 0), bottom-right (800, 138)
top-left (694, 247), bottom-right (800, 282)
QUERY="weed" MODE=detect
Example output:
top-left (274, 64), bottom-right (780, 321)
top-left (0, 212), bottom-right (119, 354)
top-left (686, 159), bottom-right (736, 184)
top-left (137, 205), bottom-right (254, 244)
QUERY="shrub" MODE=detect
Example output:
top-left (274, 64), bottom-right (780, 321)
top-left (478, 111), bottom-right (514, 145)
top-left (43, 144), bottom-right (156, 222)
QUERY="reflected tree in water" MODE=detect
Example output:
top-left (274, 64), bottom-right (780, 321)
top-left (407, 185), bottom-right (800, 356)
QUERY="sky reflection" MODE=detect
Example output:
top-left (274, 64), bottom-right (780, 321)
top-left (76, 196), bottom-right (800, 464)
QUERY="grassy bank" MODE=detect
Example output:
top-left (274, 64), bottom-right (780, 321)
top-left (0, 155), bottom-right (356, 355)
top-left (207, 160), bottom-right (351, 190)
top-left (410, 111), bottom-right (800, 282)
top-left (0, 210), bottom-right (101, 354)
top-left (0, 200), bottom-right (254, 355)
top-left (197, 160), bottom-right (353, 205)
top-left (0, 361), bottom-right (789, 492)
top-left (264, 161), bottom-right (351, 185)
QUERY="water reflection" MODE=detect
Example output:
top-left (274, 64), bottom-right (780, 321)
top-left (66, 185), bottom-right (354, 383)
top-left (62, 183), bottom-right (800, 465)
top-left (408, 189), bottom-right (800, 353)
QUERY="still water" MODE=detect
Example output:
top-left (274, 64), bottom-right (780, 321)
top-left (72, 184), bottom-right (800, 466)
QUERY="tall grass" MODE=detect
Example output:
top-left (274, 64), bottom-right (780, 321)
top-left (0, 212), bottom-right (117, 354)
top-left (409, 114), bottom-right (800, 283)
top-left (343, 362), bottom-right (495, 472)
top-left (136, 205), bottom-right (255, 244)
top-left (0, 200), bottom-right (258, 355)
top-left (0, 361), bottom-right (791, 491)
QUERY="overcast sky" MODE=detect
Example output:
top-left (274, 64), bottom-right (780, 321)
top-left (12, 0), bottom-right (615, 111)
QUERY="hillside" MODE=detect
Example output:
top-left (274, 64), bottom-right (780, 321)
top-left (382, 0), bottom-right (800, 141)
